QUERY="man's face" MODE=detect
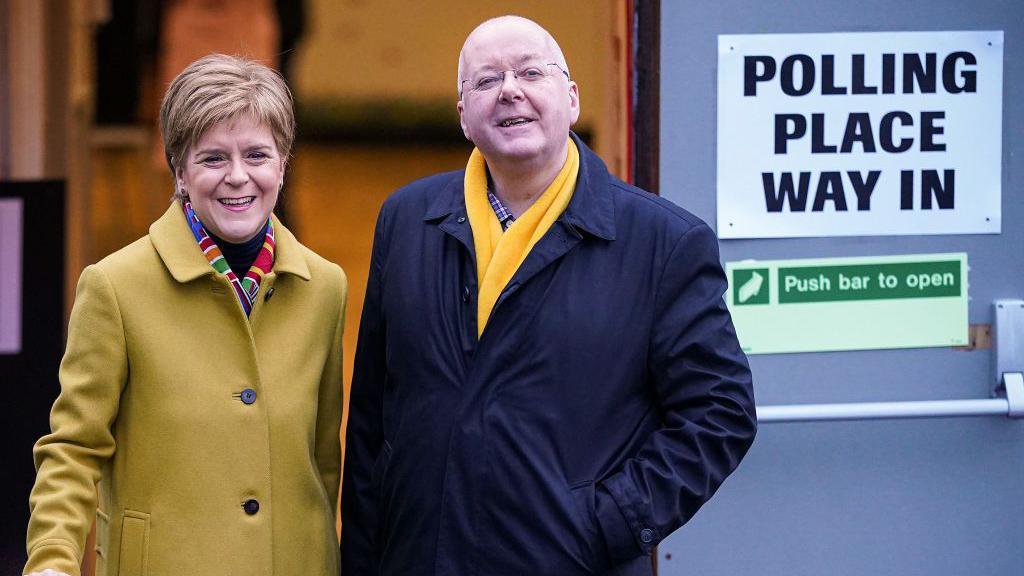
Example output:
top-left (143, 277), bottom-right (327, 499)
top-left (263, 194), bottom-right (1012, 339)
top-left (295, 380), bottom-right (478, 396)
top-left (457, 21), bottom-right (580, 168)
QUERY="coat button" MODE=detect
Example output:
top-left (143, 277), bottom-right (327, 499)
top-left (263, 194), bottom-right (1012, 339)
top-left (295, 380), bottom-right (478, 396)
top-left (639, 528), bottom-right (655, 544)
top-left (241, 388), bottom-right (257, 405)
top-left (243, 499), bottom-right (260, 515)
top-left (264, 287), bottom-right (275, 302)
top-left (462, 286), bottom-right (471, 302)
top-left (457, 216), bottom-right (466, 223)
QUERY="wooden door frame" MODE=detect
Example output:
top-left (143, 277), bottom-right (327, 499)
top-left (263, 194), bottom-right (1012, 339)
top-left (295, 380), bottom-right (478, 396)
top-left (629, 1), bottom-right (661, 572)
top-left (630, 0), bottom-right (659, 195)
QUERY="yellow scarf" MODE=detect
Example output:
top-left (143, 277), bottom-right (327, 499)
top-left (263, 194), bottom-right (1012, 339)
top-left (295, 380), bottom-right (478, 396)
top-left (465, 139), bottom-right (580, 337)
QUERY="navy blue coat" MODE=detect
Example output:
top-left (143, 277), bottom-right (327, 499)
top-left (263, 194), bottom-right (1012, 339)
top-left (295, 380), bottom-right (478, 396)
top-left (341, 135), bottom-right (756, 576)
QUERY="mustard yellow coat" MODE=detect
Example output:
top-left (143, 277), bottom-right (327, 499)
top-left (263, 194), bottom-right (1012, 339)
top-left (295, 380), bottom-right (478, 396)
top-left (24, 203), bottom-right (346, 576)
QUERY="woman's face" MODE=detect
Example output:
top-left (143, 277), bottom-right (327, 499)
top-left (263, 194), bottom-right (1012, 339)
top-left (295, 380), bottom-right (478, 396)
top-left (176, 116), bottom-right (283, 243)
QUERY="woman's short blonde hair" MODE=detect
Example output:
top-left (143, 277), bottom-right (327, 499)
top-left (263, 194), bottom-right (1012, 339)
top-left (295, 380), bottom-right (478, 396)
top-left (159, 54), bottom-right (295, 195)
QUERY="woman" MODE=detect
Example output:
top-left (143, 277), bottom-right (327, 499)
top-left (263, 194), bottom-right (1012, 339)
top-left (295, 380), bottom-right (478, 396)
top-left (24, 54), bottom-right (346, 576)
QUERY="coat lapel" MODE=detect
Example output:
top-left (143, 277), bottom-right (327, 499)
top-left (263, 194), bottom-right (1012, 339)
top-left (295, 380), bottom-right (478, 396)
top-left (493, 134), bottom-right (617, 311)
top-left (494, 221), bottom-right (580, 310)
top-left (268, 214), bottom-right (312, 281)
top-left (150, 202), bottom-right (216, 283)
top-left (421, 135), bottom-right (618, 340)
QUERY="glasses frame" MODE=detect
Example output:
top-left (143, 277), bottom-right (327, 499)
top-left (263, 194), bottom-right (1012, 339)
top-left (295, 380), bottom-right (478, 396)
top-left (459, 62), bottom-right (570, 97)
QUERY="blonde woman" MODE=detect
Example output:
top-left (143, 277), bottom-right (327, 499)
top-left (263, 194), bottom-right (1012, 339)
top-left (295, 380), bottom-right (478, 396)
top-left (24, 54), bottom-right (346, 576)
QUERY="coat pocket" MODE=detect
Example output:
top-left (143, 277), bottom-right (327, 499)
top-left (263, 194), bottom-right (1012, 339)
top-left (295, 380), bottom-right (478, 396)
top-left (569, 481), bottom-right (610, 574)
top-left (118, 510), bottom-right (150, 576)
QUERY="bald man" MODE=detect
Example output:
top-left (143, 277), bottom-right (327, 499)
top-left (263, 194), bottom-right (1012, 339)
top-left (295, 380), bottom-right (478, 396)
top-left (341, 16), bottom-right (756, 576)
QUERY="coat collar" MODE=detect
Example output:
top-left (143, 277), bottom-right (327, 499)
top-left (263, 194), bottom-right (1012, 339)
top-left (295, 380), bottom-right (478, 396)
top-left (423, 132), bottom-right (616, 241)
top-left (423, 176), bottom-right (465, 222)
top-left (150, 201), bottom-right (311, 283)
top-left (563, 132), bottom-right (616, 240)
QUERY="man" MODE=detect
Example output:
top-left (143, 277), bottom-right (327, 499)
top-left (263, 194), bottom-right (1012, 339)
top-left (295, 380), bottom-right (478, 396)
top-left (341, 16), bottom-right (756, 576)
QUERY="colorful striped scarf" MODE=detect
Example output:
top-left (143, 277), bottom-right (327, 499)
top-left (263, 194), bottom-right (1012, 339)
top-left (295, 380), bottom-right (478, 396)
top-left (182, 200), bottom-right (275, 316)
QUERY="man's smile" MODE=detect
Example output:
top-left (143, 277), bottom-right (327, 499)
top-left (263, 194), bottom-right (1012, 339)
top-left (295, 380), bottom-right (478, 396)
top-left (497, 116), bottom-right (535, 127)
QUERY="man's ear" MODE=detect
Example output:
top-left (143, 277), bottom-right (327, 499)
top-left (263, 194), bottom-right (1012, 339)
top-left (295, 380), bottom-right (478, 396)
top-left (568, 81), bottom-right (581, 125)
top-left (457, 100), bottom-right (472, 141)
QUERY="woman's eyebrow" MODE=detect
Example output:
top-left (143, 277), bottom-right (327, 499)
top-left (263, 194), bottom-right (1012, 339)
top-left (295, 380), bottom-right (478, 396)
top-left (193, 147), bottom-right (226, 156)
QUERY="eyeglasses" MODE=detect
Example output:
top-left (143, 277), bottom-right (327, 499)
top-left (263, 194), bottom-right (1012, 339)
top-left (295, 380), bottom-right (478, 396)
top-left (460, 62), bottom-right (570, 96)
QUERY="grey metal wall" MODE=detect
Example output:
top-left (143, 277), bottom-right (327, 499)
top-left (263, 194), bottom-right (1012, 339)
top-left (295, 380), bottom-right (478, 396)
top-left (657, 1), bottom-right (1024, 574)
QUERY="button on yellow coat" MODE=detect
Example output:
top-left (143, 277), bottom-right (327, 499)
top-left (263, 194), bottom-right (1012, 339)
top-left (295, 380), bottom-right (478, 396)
top-left (25, 203), bottom-right (346, 576)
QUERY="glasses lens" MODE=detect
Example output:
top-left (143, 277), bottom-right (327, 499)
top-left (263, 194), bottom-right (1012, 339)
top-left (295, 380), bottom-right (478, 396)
top-left (475, 75), bottom-right (503, 91)
top-left (516, 66), bottom-right (546, 81)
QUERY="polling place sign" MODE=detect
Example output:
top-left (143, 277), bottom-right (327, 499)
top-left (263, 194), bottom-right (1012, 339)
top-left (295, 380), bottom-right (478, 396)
top-left (726, 253), bottom-right (968, 354)
top-left (717, 31), bottom-right (1003, 238)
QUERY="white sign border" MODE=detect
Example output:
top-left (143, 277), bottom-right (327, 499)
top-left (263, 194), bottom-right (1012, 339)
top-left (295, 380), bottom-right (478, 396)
top-left (716, 31), bottom-right (1003, 239)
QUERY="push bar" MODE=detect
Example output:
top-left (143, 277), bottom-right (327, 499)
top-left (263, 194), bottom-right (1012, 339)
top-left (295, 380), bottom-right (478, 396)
top-left (758, 372), bottom-right (1024, 423)
top-left (758, 300), bottom-right (1024, 424)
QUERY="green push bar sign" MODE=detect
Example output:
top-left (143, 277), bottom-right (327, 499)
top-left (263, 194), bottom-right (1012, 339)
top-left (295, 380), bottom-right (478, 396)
top-left (726, 253), bottom-right (968, 354)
